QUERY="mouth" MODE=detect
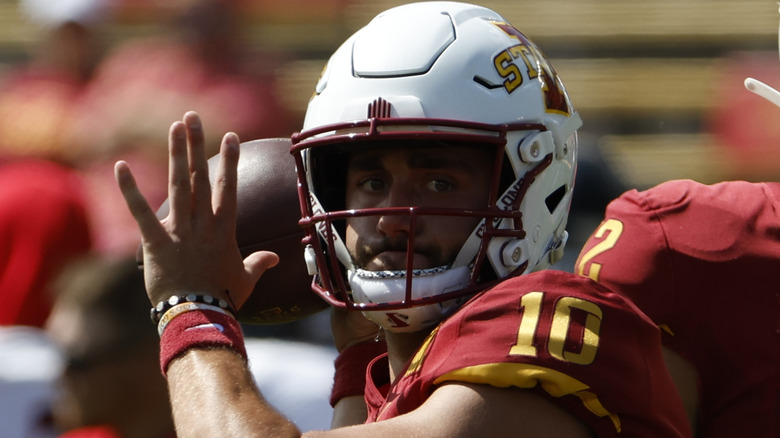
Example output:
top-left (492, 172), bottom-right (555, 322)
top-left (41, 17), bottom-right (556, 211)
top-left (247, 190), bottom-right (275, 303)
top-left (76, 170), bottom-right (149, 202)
top-left (363, 250), bottom-right (438, 271)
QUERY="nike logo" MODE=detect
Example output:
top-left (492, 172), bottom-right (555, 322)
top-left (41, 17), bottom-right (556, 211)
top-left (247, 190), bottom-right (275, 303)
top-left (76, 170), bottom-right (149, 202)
top-left (185, 323), bottom-right (225, 333)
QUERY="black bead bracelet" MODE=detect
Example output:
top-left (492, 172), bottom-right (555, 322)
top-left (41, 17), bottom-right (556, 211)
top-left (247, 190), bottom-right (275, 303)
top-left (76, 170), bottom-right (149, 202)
top-left (150, 294), bottom-right (235, 324)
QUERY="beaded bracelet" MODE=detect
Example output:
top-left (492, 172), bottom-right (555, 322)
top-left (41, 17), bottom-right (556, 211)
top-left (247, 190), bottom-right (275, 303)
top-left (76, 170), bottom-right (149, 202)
top-left (157, 302), bottom-right (233, 337)
top-left (150, 294), bottom-right (234, 324)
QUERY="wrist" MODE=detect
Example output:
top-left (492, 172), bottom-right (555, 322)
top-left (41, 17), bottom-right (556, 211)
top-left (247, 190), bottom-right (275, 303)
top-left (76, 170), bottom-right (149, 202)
top-left (157, 301), bottom-right (233, 336)
top-left (151, 293), bottom-right (236, 325)
top-left (158, 305), bottom-right (246, 376)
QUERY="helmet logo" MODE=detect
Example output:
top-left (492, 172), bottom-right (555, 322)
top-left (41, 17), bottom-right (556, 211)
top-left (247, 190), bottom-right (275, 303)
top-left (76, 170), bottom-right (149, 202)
top-left (385, 312), bottom-right (411, 329)
top-left (491, 23), bottom-right (571, 116)
top-left (368, 97), bottom-right (393, 118)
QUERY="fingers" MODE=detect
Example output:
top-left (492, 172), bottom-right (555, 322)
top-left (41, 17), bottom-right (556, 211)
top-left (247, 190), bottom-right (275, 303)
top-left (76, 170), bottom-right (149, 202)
top-left (184, 112), bottom-right (213, 219)
top-left (213, 132), bottom-right (240, 226)
top-left (114, 160), bottom-right (168, 243)
top-left (167, 120), bottom-right (191, 233)
top-left (168, 111), bottom-right (225, 232)
top-left (117, 112), bottom-right (250, 307)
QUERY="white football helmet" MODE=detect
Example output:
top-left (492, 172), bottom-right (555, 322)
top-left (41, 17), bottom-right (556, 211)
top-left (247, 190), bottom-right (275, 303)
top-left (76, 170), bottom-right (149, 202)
top-left (291, 1), bottom-right (582, 332)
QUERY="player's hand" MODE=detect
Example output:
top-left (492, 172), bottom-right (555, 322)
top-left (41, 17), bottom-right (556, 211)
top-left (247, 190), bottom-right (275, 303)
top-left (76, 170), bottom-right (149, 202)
top-left (330, 307), bottom-right (382, 352)
top-left (114, 111), bottom-right (279, 309)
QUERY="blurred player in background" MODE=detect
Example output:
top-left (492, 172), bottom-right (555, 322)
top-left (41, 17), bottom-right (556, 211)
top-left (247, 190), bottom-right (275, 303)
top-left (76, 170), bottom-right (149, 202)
top-left (70, 0), bottom-right (297, 256)
top-left (48, 255), bottom-right (336, 437)
top-left (575, 178), bottom-right (778, 437)
top-left (0, 159), bottom-right (92, 438)
top-left (46, 256), bottom-right (174, 438)
top-left (575, 72), bottom-right (780, 438)
top-left (0, 0), bottom-right (108, 165)
top-left (116, 2), bottom-right (691, 436)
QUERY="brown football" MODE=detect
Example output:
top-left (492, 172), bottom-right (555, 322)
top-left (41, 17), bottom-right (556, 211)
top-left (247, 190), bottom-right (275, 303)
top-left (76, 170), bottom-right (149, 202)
top-left (138, 138), bottom-right (327, 324)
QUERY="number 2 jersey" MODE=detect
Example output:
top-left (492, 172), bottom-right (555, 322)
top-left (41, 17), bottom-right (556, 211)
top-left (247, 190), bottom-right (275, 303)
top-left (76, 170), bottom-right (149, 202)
top-left (364, 270), bottom-right (691, 437)
top-left (575, 180), bottom-right (779, 437)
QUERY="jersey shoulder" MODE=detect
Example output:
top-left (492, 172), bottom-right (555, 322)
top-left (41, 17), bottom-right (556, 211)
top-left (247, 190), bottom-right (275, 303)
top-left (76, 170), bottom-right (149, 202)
top-left (577, 179), bottom-right (780, 283)
top-left (607, 179), bottom-right (777, 239)
top-left (459, 270), bottom-right (643, 317)
top-left (391, 271), bottom-right (688, 437)
top-left (426, 269), bottom-right (662, 385)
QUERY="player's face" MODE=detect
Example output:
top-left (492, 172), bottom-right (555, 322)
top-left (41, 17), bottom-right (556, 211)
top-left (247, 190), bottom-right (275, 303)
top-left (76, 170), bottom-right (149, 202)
top-left (344, 144), bottom-right (494, 271)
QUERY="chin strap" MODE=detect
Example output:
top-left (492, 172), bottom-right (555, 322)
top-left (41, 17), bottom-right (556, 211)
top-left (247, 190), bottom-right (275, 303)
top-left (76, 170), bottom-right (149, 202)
top-left (745, 77), bottom-right (780, 109)
top-left (348, 266), bottom-right (472, 333)
top-left (348, 265), bottom-right (470, 305)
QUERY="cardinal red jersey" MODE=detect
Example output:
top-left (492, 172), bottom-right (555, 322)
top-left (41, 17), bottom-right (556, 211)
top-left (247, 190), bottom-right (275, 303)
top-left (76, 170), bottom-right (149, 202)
top-left (575, 180), bottom-right (780, 437)
top-left (364, 270), bottom-right (691, 437)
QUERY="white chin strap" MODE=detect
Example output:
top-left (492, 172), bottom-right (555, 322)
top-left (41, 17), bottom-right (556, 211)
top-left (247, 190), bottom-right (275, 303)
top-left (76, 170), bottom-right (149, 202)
top-left (348, 266), bottom-right (471, 333)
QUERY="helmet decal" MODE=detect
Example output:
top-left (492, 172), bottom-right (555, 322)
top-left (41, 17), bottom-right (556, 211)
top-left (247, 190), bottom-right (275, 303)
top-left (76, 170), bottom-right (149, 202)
top-left (368, 97), bottom-right (393, 118)
top-left (492, 22), bottom-right (572, 116)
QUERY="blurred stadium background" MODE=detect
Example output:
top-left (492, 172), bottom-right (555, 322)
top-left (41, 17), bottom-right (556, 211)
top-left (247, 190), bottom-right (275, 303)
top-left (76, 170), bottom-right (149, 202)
top-left (2, 0), bottom-right (780, 210)
top-left (2, 0), bottom-right (779, 186)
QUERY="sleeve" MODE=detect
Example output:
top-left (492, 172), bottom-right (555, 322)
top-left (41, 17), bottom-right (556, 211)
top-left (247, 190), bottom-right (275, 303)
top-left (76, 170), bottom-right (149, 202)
top-left (573, 186), bottom-right (679, 333)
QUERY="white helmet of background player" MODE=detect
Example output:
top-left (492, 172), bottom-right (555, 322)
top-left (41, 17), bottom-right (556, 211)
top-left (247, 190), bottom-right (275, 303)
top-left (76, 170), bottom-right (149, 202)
top-left (292, 1), bottom-right (582, 332)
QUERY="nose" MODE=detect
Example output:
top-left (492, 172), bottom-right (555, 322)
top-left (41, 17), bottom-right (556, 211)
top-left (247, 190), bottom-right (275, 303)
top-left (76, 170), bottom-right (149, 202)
top-left (376, 181), bottom-right (417, 238)
top-left (376, 210), bottom-right (413, 238)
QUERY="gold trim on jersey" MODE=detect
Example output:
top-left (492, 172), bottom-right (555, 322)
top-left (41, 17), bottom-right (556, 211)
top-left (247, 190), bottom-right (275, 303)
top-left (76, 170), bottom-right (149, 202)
top-left (406, 325), bottom-right (440, 375)
top-left (434, 363), bottom-right (621, 433)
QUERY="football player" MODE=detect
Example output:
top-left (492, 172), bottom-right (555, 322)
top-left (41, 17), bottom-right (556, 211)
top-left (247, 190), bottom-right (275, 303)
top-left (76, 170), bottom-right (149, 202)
top-left (116, 2), bottom-right (691, 436)
top-left (575, 77), bottom-right (780, 437)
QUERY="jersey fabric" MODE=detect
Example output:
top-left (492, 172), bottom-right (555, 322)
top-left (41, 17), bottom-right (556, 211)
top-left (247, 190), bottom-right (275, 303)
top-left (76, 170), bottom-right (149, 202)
top-left (575, 179), bottom-right (780, 437)
top-left (364, 270), bottom-right (691, 437)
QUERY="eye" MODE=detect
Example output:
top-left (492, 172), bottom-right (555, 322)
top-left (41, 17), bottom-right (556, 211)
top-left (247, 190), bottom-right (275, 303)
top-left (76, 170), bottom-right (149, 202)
top-left (426, 178), bottom-right (454, 193)
top-left (360, 177), bottom-right (388, 192)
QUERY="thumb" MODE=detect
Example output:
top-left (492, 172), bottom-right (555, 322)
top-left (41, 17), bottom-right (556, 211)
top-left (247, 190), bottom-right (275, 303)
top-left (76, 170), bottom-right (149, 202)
top-left (244, 251), bottom-right (280, 284)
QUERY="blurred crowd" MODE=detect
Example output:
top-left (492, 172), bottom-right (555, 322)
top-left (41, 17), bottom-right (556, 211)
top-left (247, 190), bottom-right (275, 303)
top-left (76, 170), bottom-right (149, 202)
top-left (0, 0), bottom-right (331, 437)
top-left (0, 0), bottom-right (299, 256)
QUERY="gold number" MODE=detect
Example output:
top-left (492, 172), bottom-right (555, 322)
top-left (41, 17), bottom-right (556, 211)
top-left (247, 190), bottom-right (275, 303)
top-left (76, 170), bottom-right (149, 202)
top-left (575, 219), bottom-right (624, 281)
top-left (510, 292), bottom-right (602, 366)
top-left (509, 292), bottom-right (544, 356)
top-left (548, 297), bottom-right (602, 365)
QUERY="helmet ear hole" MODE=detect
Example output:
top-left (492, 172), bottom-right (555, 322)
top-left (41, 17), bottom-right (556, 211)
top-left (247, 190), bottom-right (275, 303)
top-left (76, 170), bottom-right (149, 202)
top-left (312, 148), bottom-right (348, 212)
top-left (544, 185), bottom-right (567, 214)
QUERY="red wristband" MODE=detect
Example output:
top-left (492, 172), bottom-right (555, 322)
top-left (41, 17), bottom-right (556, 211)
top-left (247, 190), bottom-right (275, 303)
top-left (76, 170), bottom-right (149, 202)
top-left (159, 309), bottom-right (247, 376)
top-left (330, 340), bottom-right (387, 407)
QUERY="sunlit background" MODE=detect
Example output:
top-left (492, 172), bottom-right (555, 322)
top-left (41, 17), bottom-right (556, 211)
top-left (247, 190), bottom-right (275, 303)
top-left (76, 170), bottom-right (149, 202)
top-left (1, 0), bottom-right (779, 264)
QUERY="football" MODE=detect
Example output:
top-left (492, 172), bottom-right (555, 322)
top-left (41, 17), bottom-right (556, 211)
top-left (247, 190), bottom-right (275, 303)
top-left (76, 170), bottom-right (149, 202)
top-left (138, 138), bottom-right (328, 324)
